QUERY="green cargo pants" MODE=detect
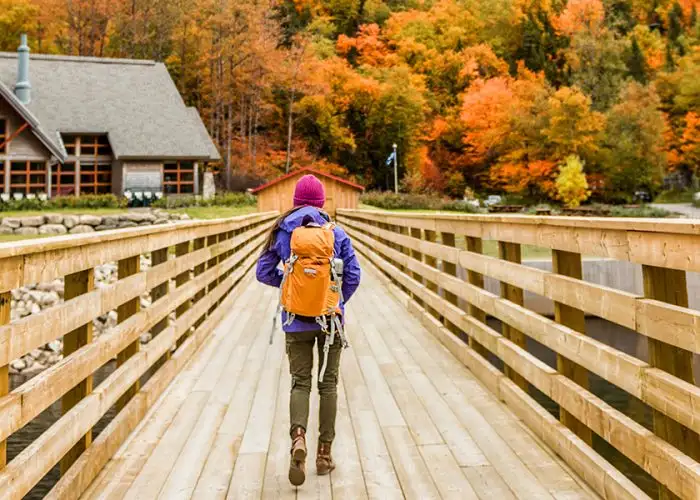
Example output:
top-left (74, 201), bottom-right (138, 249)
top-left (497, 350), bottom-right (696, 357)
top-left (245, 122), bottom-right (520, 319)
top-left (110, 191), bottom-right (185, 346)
top-left (286, 330), bottom-right (342, 444)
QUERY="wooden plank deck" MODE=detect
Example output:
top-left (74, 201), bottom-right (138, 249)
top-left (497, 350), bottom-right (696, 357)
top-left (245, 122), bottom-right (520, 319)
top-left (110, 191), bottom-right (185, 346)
top-left (80, 259), bottom-right (599, 500)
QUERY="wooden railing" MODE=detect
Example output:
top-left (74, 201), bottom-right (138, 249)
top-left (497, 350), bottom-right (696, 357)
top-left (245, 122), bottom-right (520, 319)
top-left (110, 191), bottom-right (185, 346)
top-left (337, 209), bottom-right (700, 500)
top-left (0, 212), bottom-right (276, 499)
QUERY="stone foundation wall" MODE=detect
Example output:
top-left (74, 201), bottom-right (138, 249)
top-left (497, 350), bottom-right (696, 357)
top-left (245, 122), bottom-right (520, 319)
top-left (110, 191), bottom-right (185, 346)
top-left (0, 209), bottom-right (190, 236)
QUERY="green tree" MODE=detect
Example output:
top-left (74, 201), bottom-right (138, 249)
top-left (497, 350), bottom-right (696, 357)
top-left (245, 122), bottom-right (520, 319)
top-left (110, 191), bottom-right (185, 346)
top-left (627, 36), bottom-right (648, 83)
top-left (566, 29), bottom-right (628, 110)
top-left (600, 81), bottom-right (667, 198)
top-left (667, 2), bottom-right (684, 44)
top-left (0, 0), bottom-right (38, 51)
top-left (556, 155), bottom-right (591, 207)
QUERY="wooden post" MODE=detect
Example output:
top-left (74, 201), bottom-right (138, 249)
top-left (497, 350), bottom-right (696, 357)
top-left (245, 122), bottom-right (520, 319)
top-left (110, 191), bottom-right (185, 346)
top-left (175, 241), bottom-right (192, 348)
top-left (440, 232), bottom-right (460, 334)
top-left (553, 250), bottom-right (592, 446)
top-left (423, 230), bottom-right (440, 320)
top-left (409, 228), bottom-right (424, 305)
top-left (642, 265), bottom-right (700, 495)
top-left (0, 291), bottom-right (9, 469)
top-left (206, 235), bottom-right (218, 316)
top-left (498, 241), bottom-right (528, 391)
top-left (116, 256), bottom-right (140, 411)
top-left (150, 247), bottom-right (170, 364)
top-left (465, 237), bottom-right (490, 358)
top-left (194, 237), bottom-right (207, 328)
top-left (61, 269), bottom-right (95, 474)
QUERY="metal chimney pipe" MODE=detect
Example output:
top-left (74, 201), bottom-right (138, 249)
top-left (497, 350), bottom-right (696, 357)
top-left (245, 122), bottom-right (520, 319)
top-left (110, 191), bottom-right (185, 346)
top-left (15, 34), bottom-right (31, 105)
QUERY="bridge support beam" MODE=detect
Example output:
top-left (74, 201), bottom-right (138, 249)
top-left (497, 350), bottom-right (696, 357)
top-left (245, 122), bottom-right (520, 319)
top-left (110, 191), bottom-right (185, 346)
top-left (116, 256), bottom-right (140, 411)
top-left (60, 268), bottom-right (95, 474)
top-left (642, 264), bottom-right (700, 500)
top-left (498, 241), bottom-right (528, 392)
top-left (553, 250), bottom-right (592, 446)
top-left (465, 237), bottom-right (490, 358)
top-left (0, 291), bottom-right (9, 470)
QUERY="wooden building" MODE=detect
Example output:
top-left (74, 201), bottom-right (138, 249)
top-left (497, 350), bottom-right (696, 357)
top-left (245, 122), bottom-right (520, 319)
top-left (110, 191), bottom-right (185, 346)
top-left (0, 35), bottom-right (219, 197)
top-left (251, 168), bottom-right (364, 216)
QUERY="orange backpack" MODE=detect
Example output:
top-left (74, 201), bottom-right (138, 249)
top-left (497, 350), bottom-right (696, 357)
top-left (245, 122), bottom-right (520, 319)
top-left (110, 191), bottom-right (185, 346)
top-left (280, 222), bottom-right (341, 318)
top-left (270, 219), bottom-right (348, 381)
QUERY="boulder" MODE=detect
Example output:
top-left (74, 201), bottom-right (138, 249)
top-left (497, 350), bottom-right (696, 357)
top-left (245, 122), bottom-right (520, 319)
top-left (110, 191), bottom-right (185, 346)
top-left (69, 225), bottom-right (95, 234)
top-left (154, 218), bottom-right (169, 225)
top-left (10, 358), bottom-right (26, 371)
top-left (180, 214), bottom-right (191, 220)
top-left (1, 217), bottom-right (21, 229)
top-left (96, 224), bottom-right (118, 232)
top-left (119, 221), bottom-right (138, 229)
top-left (79, 214), bottom-right (103, 226)
top-left (63, 215), bottom-right (79, 229)
top-left (15, 227), bottom-right (39, 236)
top-left (45, 213), bottom-right (64, 224)
top-left (102, 216), bottom-right (120, 226)
top-left (122, 212), bottom-right (156, 223)
top-left (0, 226), bottom-right (13, 235)
top-left (39, 224), bottom-right (68, 235)
top-left (21, 215), bottom-right (45, 227)
top-left (47, 340), bottom-right (62, 353)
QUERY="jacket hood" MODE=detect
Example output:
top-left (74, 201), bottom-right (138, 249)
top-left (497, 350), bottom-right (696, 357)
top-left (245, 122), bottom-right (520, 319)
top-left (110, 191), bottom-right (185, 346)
top-left (279, 206), bottom-right (330, 233)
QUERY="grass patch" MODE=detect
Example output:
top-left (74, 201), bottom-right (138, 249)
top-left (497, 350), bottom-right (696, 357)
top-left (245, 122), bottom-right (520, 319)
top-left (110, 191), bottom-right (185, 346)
top-left (168, 205), bottom-right (257, 220)
top-left (0, 233), bottom-right (49, 243)
top-left (654, 190), bottom-right (696, 203)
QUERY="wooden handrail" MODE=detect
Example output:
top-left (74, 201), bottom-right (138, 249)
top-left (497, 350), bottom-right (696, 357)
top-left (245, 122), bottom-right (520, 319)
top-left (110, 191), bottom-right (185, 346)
top-left (0, 212), bottom-right (276, 499)
top-left (338, 209), bottom-right (700, 500)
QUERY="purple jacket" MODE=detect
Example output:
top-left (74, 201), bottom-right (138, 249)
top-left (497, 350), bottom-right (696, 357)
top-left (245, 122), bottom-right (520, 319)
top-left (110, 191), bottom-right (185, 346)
top-left (256, 206), bottom-right (361, 332)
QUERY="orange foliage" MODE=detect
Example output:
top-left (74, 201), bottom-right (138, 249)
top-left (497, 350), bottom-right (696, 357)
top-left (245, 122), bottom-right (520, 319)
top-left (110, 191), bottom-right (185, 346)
top-left (552, 0), bottom-right (606, 36)
top-left (337, 24), bottom-right (394, 67)
top-left (489, 160), bottom-right (558, 197)
top-left (680, 112), bottom-right (700, 175)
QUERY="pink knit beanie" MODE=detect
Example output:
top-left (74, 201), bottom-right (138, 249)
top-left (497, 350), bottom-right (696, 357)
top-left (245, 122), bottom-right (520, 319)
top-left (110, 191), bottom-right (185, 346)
top-left (293, 174), bottom-right (325, 208)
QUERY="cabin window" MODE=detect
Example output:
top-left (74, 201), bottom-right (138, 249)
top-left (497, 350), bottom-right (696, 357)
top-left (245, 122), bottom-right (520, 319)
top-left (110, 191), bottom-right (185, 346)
top-left (80, 135), bottom-right (111, 157)
top-left (10, 160), bottom-right (46, 194)
top-left (62, 135), bottom-right (77, 156)
top-left (163, 161), bottom-right (195, 194)
top-left (61, 134), bottom-right (111, 157)
top-left (80, 162), bottom-right (112, 194)
top-left (0, 120), bottom-right (6, 154)
top-left (52, 162), bottom-right (76, 196)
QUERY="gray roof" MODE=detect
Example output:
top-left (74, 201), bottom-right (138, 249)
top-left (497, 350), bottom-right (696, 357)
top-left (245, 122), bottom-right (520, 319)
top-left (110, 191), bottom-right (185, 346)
top-left (0, 52), bottom-right (220, 161)
top-left (0, 79), bottom-right (66, 161)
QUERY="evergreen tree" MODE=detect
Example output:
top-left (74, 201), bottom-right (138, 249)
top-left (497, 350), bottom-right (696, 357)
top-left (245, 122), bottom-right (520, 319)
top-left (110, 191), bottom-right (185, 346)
top-left (627, 37), bottom-right (648, 83)
top-left (665, 42), bottom-right (676, 71)
top-left (692, 5), bottom-right (698, 29)
top-left (668, 2), bottom-right (684, 43)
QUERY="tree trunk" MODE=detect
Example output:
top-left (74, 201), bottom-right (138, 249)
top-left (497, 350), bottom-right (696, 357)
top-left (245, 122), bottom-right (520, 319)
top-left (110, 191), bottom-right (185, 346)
top-left (285, 86), bottom-right (296, 174)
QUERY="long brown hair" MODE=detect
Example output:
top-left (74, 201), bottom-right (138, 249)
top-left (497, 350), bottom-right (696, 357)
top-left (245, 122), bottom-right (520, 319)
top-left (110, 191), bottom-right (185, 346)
top-left (261, 206), bottom-right (332, 253)
top-left (262, 206), bottom-right (303, 252)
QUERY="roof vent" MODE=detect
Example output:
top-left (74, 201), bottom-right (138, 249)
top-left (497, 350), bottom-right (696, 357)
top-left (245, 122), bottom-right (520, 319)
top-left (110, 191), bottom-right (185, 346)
top-left (15, 34), bottom-right (31, 105)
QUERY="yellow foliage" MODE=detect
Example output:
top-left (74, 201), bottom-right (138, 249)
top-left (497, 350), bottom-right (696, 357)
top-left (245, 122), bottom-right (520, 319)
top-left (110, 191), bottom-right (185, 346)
top-left (556, 155), bottom-right (590, 208)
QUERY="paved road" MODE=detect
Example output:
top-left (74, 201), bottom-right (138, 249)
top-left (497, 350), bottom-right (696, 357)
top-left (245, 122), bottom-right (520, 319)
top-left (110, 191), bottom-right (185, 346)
top-left (652, 203), bottom-right (700, 218)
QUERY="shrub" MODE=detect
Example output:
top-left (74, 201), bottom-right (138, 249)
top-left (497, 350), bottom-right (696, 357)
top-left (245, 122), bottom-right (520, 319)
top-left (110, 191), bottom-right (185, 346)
top-left (152, 192), bottom-right (256, 209)
top-left (556, 155), bottom-right (590, 208)
top-left (608, 205), bottom-right (675, 218)
top-left (360, 191), bottom-right (481, 212)
top-left (0, 194), bottom-right (126, 212)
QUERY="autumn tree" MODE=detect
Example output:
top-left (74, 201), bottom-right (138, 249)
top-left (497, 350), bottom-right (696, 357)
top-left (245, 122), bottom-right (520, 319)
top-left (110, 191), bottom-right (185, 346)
top-left (556, 155), bottom-right (591, 207)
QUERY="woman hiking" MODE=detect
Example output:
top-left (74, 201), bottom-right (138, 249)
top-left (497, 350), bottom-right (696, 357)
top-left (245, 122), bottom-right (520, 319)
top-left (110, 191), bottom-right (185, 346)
top-left (256, 174), bottom-right (361, 487)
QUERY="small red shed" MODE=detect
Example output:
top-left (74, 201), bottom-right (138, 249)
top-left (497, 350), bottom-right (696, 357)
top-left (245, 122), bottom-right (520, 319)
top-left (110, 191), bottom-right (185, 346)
top-left (251, 168), bottom-right (364, 216)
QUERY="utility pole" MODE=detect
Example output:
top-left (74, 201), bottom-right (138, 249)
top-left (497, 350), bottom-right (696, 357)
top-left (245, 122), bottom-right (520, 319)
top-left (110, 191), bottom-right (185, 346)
top-left (393, 143), bottom-right (398, 194)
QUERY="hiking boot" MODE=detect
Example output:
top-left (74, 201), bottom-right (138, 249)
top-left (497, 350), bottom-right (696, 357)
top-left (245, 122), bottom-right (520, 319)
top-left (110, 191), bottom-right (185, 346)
top-left (289, 427), bottom-right (307, 486)
top-left (316, 441), bottom-right (336, 475)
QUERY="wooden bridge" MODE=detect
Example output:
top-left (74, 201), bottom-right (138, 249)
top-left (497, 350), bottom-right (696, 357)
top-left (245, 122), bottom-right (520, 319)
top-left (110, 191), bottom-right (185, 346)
top-left (1, 209), bottom-right (699, 499)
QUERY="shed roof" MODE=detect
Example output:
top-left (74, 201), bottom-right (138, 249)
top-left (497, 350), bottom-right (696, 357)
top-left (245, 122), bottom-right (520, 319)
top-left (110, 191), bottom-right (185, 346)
top-left (251, 167), bottom-right (364, 194)
top-left (0, 52), bottom-right (220, 162)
